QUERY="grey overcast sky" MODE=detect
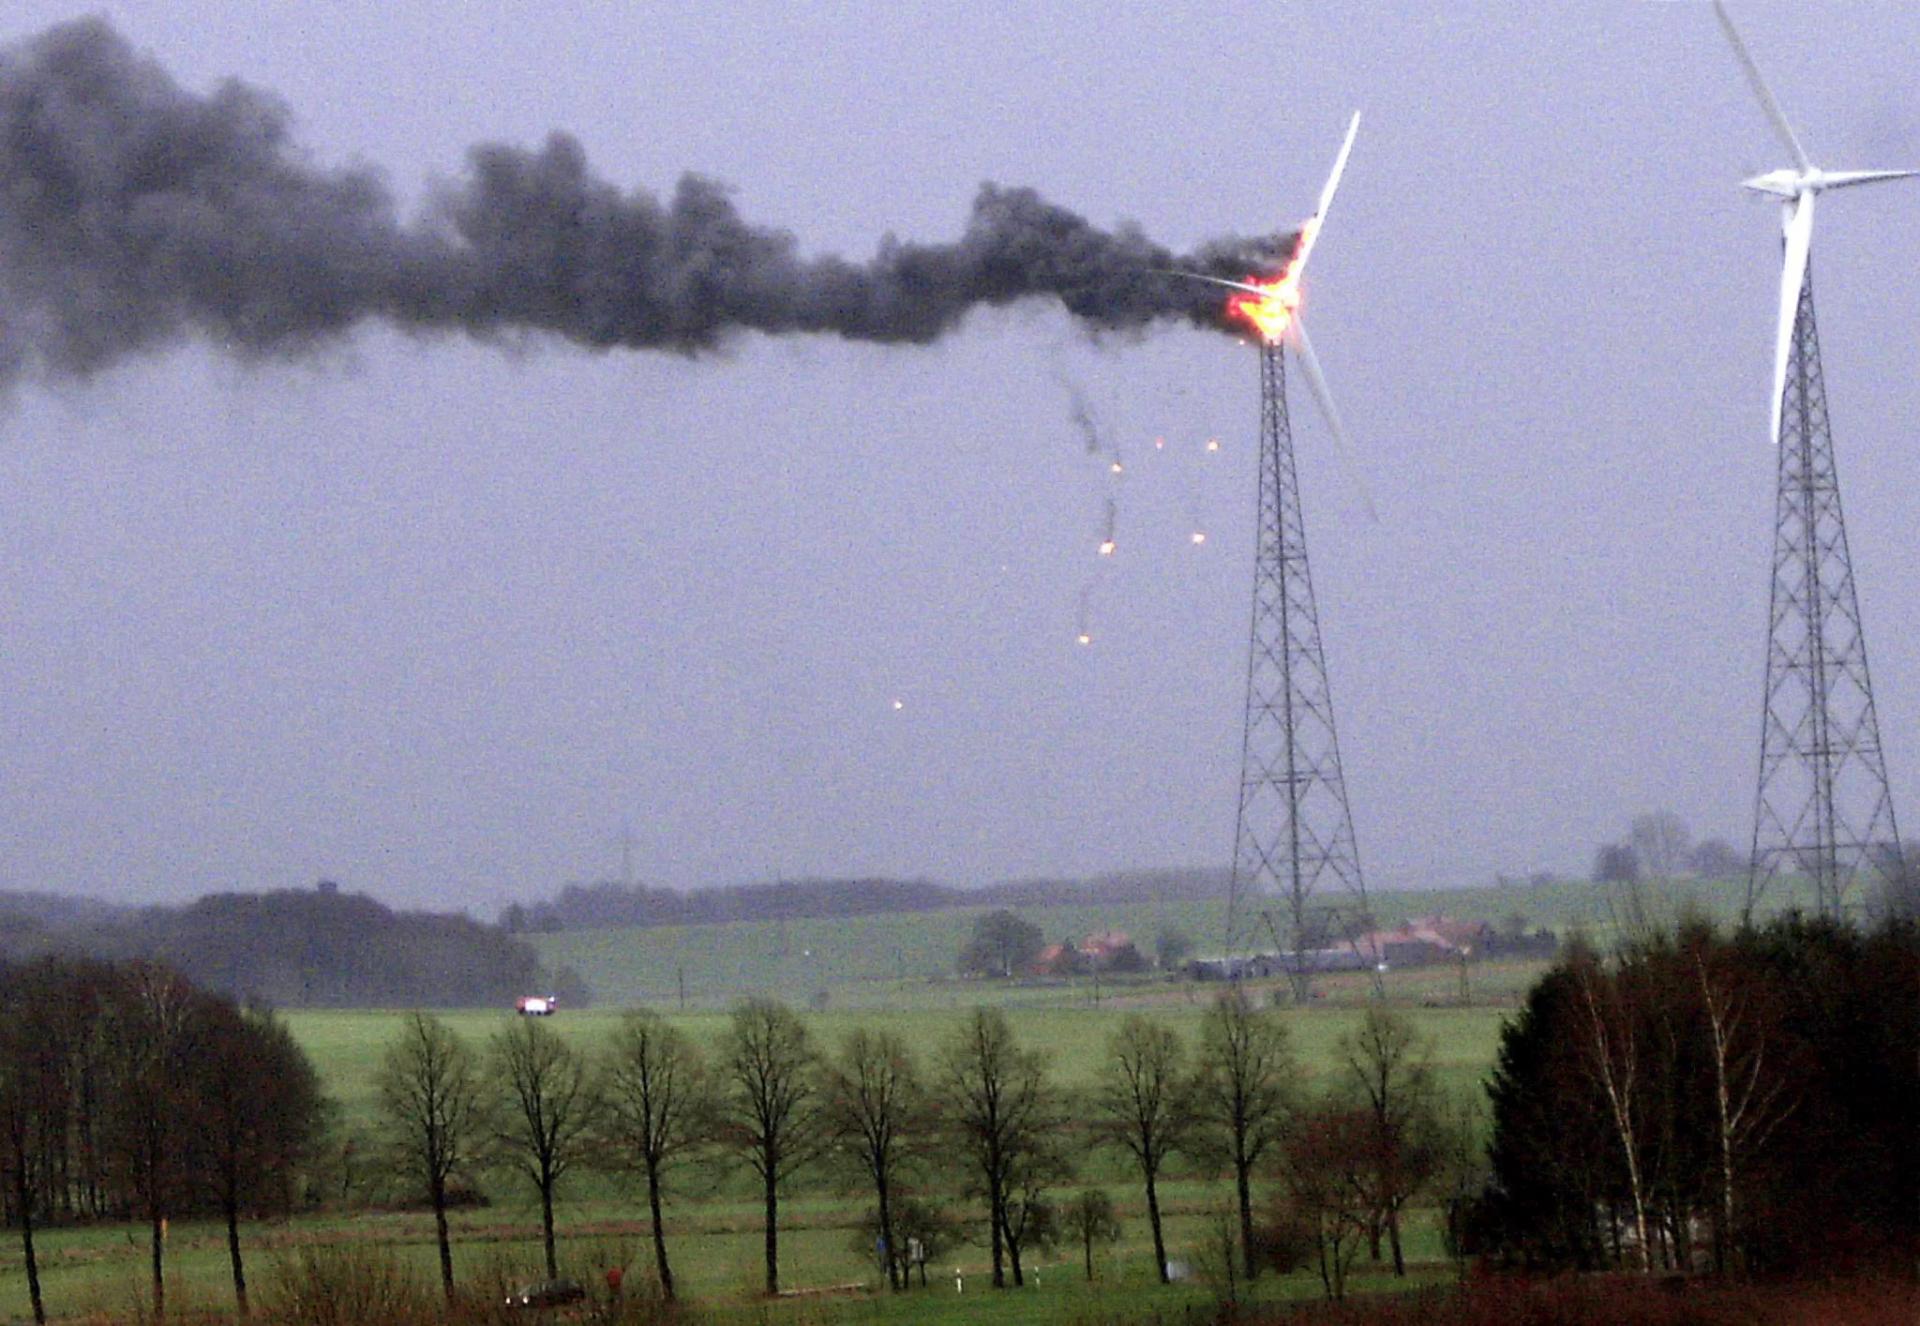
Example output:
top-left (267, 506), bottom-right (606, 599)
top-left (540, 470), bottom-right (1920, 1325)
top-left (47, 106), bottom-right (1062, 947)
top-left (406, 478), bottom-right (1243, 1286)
top-left (4, 1), bottom-right (1919, 915)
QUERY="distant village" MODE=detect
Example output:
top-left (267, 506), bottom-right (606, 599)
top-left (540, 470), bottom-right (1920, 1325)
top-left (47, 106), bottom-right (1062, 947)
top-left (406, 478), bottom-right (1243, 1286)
top-left (1185, 914), bottom-right (1556, 982)
top-left (981, 913), bottom-right (1559, 984)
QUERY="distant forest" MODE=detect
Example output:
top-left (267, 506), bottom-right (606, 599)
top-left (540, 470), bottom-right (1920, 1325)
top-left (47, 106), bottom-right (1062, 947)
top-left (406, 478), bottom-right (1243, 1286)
top-left (503, 867), bottom-right (1234, 932)
top-left (0, 885), bottom-right (559, 1008)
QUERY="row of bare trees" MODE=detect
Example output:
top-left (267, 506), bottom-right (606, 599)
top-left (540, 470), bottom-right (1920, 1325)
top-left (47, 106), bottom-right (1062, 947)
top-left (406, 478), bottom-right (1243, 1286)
top-left (0, 957), bottom-right (325, 1324)
top-left (375, 992), bottom-right (1467, 1304)
top-left (1479, 915), bottom-right (1918, 1277)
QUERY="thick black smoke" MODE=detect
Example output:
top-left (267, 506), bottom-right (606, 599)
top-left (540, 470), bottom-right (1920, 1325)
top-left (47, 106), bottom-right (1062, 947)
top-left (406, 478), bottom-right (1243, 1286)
top-left (0, 19), bottom-right (1292, 382)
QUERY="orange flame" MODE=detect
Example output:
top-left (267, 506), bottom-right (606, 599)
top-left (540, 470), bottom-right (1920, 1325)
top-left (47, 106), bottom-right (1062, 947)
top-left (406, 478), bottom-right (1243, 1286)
top-left (1228, 215), bottom-right (1320, 343)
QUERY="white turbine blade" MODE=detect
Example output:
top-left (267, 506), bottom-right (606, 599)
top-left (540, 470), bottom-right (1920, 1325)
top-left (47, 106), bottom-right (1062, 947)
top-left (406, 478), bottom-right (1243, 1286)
top-left (1162, 271), bottom-right (1274, 298)
top-left (1713, 1), bottom-right (1812, 171)
top-left (1313, 111), bottom-right (1363, 228)
top-left (1818, 168), bottom-right (1920, 191)
top-left (1771, 191), bottom-right (1815, 447)
top-left (1291, 317), bottom-right (1379, 523)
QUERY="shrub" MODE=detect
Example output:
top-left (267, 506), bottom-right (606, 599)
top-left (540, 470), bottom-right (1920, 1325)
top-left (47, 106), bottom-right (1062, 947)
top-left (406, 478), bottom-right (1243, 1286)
top-left (258, 1246), bottom-right (435, 1326)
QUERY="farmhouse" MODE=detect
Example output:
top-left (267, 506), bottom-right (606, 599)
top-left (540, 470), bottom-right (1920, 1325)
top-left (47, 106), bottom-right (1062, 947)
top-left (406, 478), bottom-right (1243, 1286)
top-left (1030, 930), bottom-right (1149, 977)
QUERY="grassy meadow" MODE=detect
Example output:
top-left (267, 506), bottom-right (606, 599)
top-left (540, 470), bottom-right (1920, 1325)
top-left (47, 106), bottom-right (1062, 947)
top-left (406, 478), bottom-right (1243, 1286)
top-left (528, 872), bottom-right (1788, 1011)
top-left (0, 985), bottom-right (1514, 1323)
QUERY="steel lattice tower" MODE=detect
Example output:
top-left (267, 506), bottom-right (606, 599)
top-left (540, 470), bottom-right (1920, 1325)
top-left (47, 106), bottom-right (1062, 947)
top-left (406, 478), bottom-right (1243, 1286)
top-left (1749, 264), bottom-right (1904, 921)
top-left (1225, 341), bottom-right (1369, 999)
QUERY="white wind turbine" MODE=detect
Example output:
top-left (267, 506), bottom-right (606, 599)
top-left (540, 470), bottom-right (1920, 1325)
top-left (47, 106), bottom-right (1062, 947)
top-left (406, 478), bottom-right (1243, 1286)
top-left (1712, 0), bottom-right (1920, 444)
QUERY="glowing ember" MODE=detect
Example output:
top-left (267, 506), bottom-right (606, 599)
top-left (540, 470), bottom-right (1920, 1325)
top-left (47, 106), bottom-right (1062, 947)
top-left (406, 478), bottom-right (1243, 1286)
top-left (1109, 460), bottom-right (1124, 474)
top-left (1228, 216), bottom-right (1320, 342)
top-left (1098, 540), bottom-right (1116, 556)
top-left (1205, 439), bottom-right (1220, 453)
top-left (891, 699), bottom-right (904, 711)
top-left (1191, 530), bottom-right (1207, 545)
top-left (1077, 631), bottom-right (1092, 646)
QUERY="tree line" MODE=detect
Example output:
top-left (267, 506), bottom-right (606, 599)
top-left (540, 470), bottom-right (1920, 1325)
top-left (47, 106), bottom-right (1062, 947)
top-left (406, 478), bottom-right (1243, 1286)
top-left (0, 886), bottom-right (570, 1009)
top-left (376, 993), bottom-right (1466, 1306)
top-left (504, 867), bottom-right (1228, 933)
top-left (1476, 914), bottom-right (1917, 1276)
top-left (0, 957), bottom-right (326, 1324)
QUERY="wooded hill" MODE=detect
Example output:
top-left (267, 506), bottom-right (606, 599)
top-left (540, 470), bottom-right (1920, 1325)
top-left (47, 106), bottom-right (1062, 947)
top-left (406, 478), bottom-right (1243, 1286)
top-left (506, 866), bottom-right (1233, 932)
top-left (0, 886), bottom-right (549, 1007)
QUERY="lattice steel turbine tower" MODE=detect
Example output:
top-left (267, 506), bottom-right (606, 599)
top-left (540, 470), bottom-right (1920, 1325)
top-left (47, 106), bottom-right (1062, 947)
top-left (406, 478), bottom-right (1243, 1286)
top-left (1748, 270), bottom-right (1903, 921)
top-left (1709, 2), bottom-right (1915, 921)
top-left (1170, 113), bottom-right (1373, 996)
top-left (1227, 339), bottom-right (1369, 998)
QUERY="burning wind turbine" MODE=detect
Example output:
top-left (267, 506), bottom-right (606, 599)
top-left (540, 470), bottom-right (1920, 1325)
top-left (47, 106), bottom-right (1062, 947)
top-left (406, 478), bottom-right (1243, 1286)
top-left (1165, 112), bottom-right (1376, 520)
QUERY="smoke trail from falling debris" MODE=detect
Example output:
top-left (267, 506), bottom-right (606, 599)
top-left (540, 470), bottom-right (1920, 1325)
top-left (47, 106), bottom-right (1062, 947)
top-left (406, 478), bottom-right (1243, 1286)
top-left (0, 19), bottom-right (1294, 386)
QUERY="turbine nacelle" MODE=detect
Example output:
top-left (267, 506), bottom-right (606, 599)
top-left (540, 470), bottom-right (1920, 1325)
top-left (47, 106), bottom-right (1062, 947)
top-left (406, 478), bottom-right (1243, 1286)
top-left (1741, 167), bottom-right (1920, 201)
top-left (1740, 168), bottom-right (1808, 199)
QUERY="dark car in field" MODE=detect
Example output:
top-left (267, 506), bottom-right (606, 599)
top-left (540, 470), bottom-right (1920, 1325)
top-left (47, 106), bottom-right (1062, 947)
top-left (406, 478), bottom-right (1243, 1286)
top-left (505, 1278), bottom-right (586, 1311)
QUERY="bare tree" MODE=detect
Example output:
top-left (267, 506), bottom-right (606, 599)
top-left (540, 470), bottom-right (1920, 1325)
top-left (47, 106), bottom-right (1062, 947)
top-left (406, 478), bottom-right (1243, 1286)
top-left (1692, 946), bottom-right (1799, 1274)
top-left (889, 1197), bottom-right (961, 1288)
top-left (0, 967), bottom-right (70, 1325)
top-left (1573, 956), bottom-right (1652, 1271)
top-left (1001, 1168), bottom-right (1063, 1284)
top-left (99, 964), bottom-right (206, 1321)
top-left (1065, 1189), bottom-right (1121, 1281)
top-left (937, 1007), bottom-right (1057, 1288)
top-left (490, 1017), bottom-right (598, 1280)
top-left (376, 1012), bottom-right (487, 1299)
top-left (718, 999), bottom-right (823, 1295)
top-left (1190, 987), bottom-right (1298, 1280)
top-left (1431, 1093), bottom-right (1490, 1283)
top-left (1094, 1014), bottom-right (1188, 1282)
top-left (199, 1004), bottom-right (325, 1316)
top-left (1281, 1104), bottom-right (1376, 1301)
top-left (824, 1027), bottom-right (921, 1291)
top-left (1630, 812), bottom-right (1692, 881)
top-left (1606, 812), bottom-right (1690, 942)
top-left (602, 1009), bottom-right (708, 1300)
top-left (1337, 1006), bottom-right (1440, 1276)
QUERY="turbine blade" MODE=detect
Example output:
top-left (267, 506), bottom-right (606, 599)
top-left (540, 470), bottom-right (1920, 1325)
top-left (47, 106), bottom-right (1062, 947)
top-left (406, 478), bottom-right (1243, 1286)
top-left (1818, 168), bottom-right (1920, 190)
top-left (1291, 317), bottom-right (1379, 523)
top-left (1314, 111), bottom-right (1363, 229)
top-left (1714, 1), bottom-right (1812, 171)
top-left (1771, 191), bottom-right (1815, 447)
top-left (1159, 270), bottom-right (1274, 299)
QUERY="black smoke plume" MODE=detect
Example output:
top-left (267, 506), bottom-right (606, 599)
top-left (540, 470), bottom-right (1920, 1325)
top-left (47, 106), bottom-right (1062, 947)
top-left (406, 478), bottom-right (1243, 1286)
top-left (0, 19), bottom-right (1292, 383)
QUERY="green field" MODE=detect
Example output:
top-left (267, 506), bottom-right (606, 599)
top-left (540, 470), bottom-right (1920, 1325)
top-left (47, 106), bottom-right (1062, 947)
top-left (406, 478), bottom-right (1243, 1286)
top-left (286, 994), bottom-right (1515, 1126)
top-left (0, 988), bottom-right (1515, 1323)
top-left (528, 874), bottom-right (1788, 1011)
top-left (0, 875), bottom-right (1806, 1323)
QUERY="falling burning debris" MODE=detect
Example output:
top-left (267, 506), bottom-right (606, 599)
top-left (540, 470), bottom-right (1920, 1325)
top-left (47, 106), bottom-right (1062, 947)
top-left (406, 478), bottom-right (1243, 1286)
top-left (0, 19), bottom-right (1297, 385)
top-left (1098, 498), bottom-right (1118, 556)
